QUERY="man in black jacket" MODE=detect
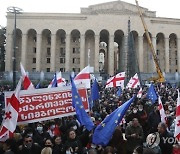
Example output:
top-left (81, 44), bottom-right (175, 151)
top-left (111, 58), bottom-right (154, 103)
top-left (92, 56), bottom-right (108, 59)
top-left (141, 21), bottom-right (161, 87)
top-left (158, 122), bottom-right (174, 154)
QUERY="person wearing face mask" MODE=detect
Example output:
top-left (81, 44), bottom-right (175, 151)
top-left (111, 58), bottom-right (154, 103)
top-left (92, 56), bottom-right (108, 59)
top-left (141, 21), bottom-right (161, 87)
top-left (126, 107), bottom-right (140, 123)
top-left (41, 138), bottom-right (53, 154)
top-left (18, 135), bottom-right (41, 154)
top-left (33, 123), bottom-right (51, 148)
top-left (47, 121), bottom-right (60, 138)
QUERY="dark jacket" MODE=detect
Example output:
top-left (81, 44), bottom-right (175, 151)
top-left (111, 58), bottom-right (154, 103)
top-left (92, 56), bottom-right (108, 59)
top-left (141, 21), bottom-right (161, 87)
top-left (159, 130), bottom-right (174, 154)
top-left (18, 144), bottom-right (41, 154)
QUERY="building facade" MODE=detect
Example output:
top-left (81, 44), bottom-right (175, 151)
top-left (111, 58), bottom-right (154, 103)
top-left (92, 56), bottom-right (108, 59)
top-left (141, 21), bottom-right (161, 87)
top-left (5, 1), bottom-right (180, 76)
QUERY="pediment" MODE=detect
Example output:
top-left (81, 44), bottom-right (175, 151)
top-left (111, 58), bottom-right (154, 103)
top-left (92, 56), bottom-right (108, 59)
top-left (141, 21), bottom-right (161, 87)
top-left (81, 0), bottom-right (156, 17)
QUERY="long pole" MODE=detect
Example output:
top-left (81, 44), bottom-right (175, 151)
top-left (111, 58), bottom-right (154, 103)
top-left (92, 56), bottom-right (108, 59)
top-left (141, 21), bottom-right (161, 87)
top-left (12, 10), bottom-right (17, 90)
top-left (7, 7), bottom-right (23, 90)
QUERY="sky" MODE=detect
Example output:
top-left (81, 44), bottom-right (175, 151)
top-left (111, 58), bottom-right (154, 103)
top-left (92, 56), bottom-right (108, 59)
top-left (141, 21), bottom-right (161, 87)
top-left (1, 0), bottom-right (180, 27)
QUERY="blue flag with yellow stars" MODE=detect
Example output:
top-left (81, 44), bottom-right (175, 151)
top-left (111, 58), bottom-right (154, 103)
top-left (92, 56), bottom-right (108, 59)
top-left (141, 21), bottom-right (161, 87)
top-left (92, 96), bottom-right (135, 146)
top-left (146, 84), bottom-right (158, 104)
top-left (70, 76), bottom-right (94, 131)
top-left (116, 87), bottom-right (122, 97)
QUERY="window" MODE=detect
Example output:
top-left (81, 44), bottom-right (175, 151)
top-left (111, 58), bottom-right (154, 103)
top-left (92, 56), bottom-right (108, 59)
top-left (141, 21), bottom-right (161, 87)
top-left (60, 58), bottom-right (65, 63)
top-left (33, 47), bottom-right (36, 53)
top-left (72, 68), bottom-right (80, 72)
top-left (32, 68), bottom-right (36, 72)
top-left (176, 60), bottom-right (178, 65)
top-left (47, 36), bottom-right (51, 45)
top-left (46, 68), bottom-right (50, 72)
top-left (33, 37), bottom-right (37, 42)
top-left (72, 47), bottom-right (80, 54)
top-left (156, 50), bottom-right (159, 55)
top-left (33, 58), bottom-right (36, 63)
top-left (47, 48), bottom-right (51, 56)
top-left (60, 68), bottom-right (65, 72)
top-left (60, 37), bottom-right (65, 44)
top-left (60, 48), bottom-right (65, 56)
top-left (47, 58), bottom-right (51, 63)
top-left (73, 58), bottom-right (80, 64)
top-left (175, 50), bottom-right (177, 57)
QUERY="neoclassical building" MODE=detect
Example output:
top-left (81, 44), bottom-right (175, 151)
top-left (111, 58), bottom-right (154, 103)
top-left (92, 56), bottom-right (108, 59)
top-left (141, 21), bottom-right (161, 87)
top-left (5, 0), bottom-right (180, 76)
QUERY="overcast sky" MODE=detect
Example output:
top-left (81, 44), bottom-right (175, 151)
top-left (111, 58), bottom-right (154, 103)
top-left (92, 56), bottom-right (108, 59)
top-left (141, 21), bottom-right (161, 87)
top-left (1, 0), bottom-right (180, 27)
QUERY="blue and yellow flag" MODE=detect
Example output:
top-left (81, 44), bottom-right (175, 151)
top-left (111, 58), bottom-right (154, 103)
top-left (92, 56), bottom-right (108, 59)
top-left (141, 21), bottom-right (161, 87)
top-left (92, 96), bottom-right (135, 146)
top-left (70, 76), bottom-right (94, 131)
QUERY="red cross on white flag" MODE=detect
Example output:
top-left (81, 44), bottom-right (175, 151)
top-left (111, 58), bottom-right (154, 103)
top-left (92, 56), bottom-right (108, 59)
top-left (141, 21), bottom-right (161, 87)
top-left (126, 73), bottom-right (140, 89)
top-left (158, 96), bottom-right (167, 124)
top-left (0, 78), bottom-right (22, 141)
top-left (74, 66), bottom-right (91, 89)
top-left (137, 87), bottom-right (143, 98)
top-left (174, 90), bottom-right (180, 140)
top-left (105, 72), bottom-right (125, 89)
top-left (20, 63), bottom-right (35, 90)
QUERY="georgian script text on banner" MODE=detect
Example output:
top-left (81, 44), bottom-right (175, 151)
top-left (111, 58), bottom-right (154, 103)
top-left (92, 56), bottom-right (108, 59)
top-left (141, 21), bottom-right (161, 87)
top-left (5, 86), bottom-right (89, 124)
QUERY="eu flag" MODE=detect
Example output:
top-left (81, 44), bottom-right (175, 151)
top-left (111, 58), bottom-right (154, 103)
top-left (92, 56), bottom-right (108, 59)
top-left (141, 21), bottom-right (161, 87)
top-left (51, 73), bottom-right (58, 87)
top-left (92, 96), bottom-right (135, 146)
top-left (70, 76), bottom-right (94, 131)
top-left (91, 79), bottom-right (100, 101)
top-left (146, 84), bottom-right (158, 104)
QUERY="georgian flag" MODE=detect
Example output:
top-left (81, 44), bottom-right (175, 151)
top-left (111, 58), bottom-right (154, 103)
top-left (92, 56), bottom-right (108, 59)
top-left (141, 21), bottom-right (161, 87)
top-left (174, 90), bottom-right (180, 140)
top-left (0, 78), bottom-right (22, 141)
top-left (137, 87), bottom-right (143, 98)
top-left (20, 63), bottom-right (35, 90)
top-left (126, 73), bottom-right (140, 89)
top-left (74, 66), bottom-right (91, 89)
top-left (158, 96), bottom-right (167, 124)
top-left (105, 72), bottom-right (125, 89)
top-left (48, 72), bottom-right (66, 88)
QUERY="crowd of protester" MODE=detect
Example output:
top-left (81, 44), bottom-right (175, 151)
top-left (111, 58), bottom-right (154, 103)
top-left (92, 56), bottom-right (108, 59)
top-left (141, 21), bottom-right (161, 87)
top-left (0, 82), bottom-right (180, 154)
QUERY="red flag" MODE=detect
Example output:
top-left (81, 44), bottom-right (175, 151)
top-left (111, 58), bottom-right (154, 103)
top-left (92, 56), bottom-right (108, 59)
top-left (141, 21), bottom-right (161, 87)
top-left (20, 63), bottom-right (34, 90)
top-left (74, 66), bottom-right (91, 89)
top-left (174, 90), bottom-right (180, 140)
top-left (105, 72), bottom-right (125, 89)
top-left (0, 78), bottom-right (22, 141)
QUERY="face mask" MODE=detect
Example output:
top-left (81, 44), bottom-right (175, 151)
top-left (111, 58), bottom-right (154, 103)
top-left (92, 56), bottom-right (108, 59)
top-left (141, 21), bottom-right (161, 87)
top-left (50, 125), bottom-right (55, 129)
top-left (168, 106), bottom-right (173, 111)
top-left (37, 126), bottom-right (43, 131)
top-left (26, 142), bottom-right (32, 149)
top-left (139, 108), bottom-right (143, 111)
top-left (133, 109), bottom-right (137, 114)
top-left (45, 145), bottom-right (52, 147)
top-left (72, 125), bottom-right (77, 130)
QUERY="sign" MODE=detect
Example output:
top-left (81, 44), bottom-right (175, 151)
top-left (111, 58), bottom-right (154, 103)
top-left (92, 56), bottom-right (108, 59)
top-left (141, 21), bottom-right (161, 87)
top-left (5, 86), bottom-right (89, 124)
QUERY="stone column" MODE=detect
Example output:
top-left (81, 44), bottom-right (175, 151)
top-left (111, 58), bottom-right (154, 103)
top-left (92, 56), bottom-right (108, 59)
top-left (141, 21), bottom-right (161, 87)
top-left (80, 34), bottom-right (85, 70)
top-left (165, 38), bottom-right (169, 72)
top-left (5, 33), bottom-right (13, 71)
top-left (138, 36), bottom-right (144, 72)
top-left (65, 34), bottom-right (71, 72)
top-left (177, 38), bottom-right (180, 72)
top-left (94, 35), bottom-right (99, 72)
top-left (36, 34), bottom-right (42, 71)
top-left (152, 36), bottom-right (156, 73)
top-left (50, 34), bottom-right (56, 72)
top-left (108, 34), bottom-right (114, 75)
top-left (21, 34), bottom-right (28, 68)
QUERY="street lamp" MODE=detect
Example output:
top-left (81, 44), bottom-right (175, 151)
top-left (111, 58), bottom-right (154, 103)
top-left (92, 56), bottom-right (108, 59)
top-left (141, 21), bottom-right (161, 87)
top-left (7, 6), bottom-right (23, 90)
